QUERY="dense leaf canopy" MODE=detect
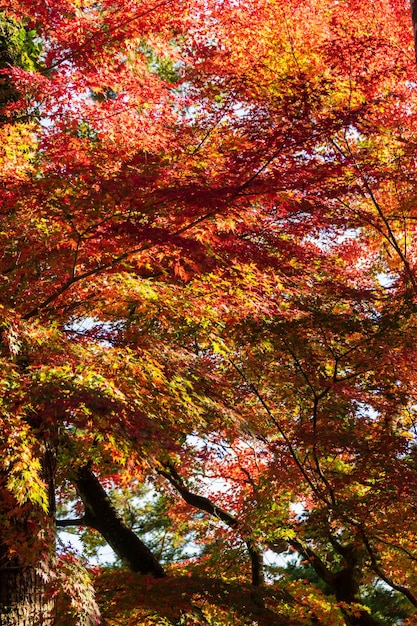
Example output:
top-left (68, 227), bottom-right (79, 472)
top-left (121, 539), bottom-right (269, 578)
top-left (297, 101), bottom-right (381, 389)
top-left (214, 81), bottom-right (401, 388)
top-left (1, 0), bottom-right (417, 624)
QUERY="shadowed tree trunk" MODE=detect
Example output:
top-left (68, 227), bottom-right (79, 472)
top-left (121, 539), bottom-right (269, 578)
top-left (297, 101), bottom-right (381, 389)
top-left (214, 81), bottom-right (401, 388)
top-left (0, 438), bottom-right (57, 626)
top-left (66, 466), bottom-right (166, 577)
top-left (0, 569), bottom-right (54, 626)
top-left (0, 16), bottom-right (57, 624)
top-left (289, 539), bottom-right (383, 626)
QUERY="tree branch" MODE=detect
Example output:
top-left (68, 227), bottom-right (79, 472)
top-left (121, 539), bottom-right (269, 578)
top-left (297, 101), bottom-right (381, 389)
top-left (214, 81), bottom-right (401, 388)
top-left (289, 538), bottom-right (381, 626)
top-left (74, 466), bottom-right (166, 577)
top-left (56, 518), bottom-right (86, 528)
top-left (158, 464), bottom-right (264, 586)
top-left (360, 529), bottom-right (417, 608)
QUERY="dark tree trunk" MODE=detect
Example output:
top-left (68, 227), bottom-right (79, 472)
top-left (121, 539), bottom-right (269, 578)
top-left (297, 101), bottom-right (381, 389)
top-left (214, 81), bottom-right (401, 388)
top-left (289, 539), bottom-right (383, 626)
top-left (0, 439), bottom-right (57, 626)
top-left (0, 568), bottom-right (55, 626)
top-left (334, 578), bottom-right (382, 626)
top-left (74, 466), bottom-right (166, 577)
top-left (0, 18), bottom-right (57, 620)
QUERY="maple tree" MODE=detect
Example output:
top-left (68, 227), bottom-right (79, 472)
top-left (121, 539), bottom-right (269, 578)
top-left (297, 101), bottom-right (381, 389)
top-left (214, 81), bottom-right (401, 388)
top-left (1, 0), bottom-right (417, 624)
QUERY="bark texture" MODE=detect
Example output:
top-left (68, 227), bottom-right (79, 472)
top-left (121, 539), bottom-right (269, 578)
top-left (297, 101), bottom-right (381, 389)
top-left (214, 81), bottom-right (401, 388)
top-left (0, 568), bottom-right (54, 626)
top-left (0, 438), bottom-right (57, 626)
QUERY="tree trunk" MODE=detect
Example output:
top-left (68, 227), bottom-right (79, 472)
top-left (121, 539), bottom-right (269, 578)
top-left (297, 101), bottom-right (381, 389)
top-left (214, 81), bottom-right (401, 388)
top-left (334, 579), bottom-right (382, 626)
top-left (0, 568), bottom-right (55, 626)
top-left (289, 539), bottom-right (383, 626)
top-left (0, 439), bottom-right (57, 626)
top-left (74, 466), bottom-right (166, 577)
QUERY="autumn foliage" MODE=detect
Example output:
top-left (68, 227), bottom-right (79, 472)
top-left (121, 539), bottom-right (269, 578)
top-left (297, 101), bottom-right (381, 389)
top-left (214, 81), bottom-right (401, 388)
top-left (1, 0), bottom-right (417, 624)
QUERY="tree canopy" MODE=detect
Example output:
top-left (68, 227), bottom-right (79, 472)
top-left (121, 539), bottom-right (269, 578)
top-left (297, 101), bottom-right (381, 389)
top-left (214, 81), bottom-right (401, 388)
top-left (1, 0), bottom-right (417, 624)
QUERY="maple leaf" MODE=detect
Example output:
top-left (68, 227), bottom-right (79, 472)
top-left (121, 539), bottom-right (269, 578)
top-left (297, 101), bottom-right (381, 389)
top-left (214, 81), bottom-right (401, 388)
top-left (2, 1), bottom-right (417, 625)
